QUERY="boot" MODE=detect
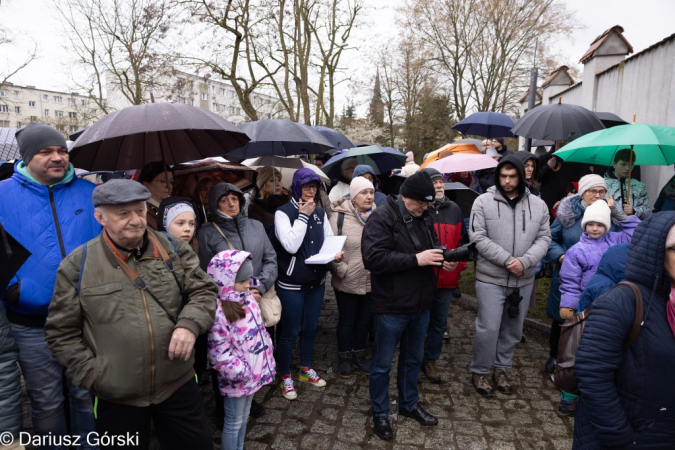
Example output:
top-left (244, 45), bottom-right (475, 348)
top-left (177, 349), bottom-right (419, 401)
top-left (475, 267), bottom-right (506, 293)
top-left (557, 397), bottom-right (578, 417)
top-left (423, 360), bottom-right (442, 383)
top-left (338, 351), bottom-right (352, 378)
top-left (351, 349), bottom-right (369, 374)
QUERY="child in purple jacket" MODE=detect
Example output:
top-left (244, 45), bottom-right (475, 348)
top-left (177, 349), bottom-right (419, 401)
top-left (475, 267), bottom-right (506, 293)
top-left (559, 198), bottom-right (640, 319)
top-left (207, 249), bottom-right (276, 450)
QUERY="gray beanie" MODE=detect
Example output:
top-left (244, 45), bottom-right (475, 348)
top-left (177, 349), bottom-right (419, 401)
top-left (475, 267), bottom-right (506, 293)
top-left (421, 168), bottom-right (443, 182)
top-left (93, 179), bottom-right (151, 206)
top-left (15, 123), bottom-right (68, 165)
top-left (235, 258), bottom-right (254, 282)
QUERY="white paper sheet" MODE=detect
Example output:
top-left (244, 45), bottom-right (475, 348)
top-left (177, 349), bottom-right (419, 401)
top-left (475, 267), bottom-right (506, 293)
top-left (304, 235), bottom-right (347, 264)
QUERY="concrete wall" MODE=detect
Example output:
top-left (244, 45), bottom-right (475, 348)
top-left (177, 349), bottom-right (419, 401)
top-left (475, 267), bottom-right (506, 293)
top-left (555, 83), bottom-right (584, 106)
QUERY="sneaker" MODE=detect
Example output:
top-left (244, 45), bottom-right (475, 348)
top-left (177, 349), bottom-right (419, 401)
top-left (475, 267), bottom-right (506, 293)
top-left (557, 397), bottom-right (578, 417)
top-left (338, 352), bottom-right (352, 378)
top-left (492, 370), bottom-right (512, 395)
top-left (298, 367), bottom-right (327, 387)
top-left (351, 349), bottom-right (370, 375)
top-left (471, 373), bottom-right (493, 397)
top-left (280, 376), bottom-right (297, 400)
top-left (443, 331), bottom-right (450, 340)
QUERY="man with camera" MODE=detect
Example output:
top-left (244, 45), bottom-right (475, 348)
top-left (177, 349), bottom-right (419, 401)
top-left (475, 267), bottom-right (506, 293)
top-left (469, 155), bottom-right (551, 397)
top-left (420, 168), bottom-right (468, 384)
top-left (362, 171), bottom-right (454, 440)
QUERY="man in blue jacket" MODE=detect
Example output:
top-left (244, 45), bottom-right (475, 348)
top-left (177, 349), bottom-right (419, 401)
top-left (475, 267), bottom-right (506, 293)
top-left (0, 123), bottom-right (101, 448)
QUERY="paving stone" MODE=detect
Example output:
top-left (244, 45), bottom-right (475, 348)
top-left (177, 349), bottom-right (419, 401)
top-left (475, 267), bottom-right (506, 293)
top-left (310, 419), bottom-right (336, 435)
top-left (319, 407), bottom-right (339, 421)
top-left (301, 434), bottom-right (334, 450)
top-left (455, 435), bottom-right (489, 449)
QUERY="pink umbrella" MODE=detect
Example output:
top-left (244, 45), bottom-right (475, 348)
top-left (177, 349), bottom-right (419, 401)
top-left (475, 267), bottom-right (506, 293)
top-left (427, 152), bottom-right (497, 174)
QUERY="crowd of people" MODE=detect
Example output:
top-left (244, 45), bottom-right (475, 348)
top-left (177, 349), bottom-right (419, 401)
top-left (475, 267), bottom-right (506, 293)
top-left (1, 122), bottom-right (674, 450)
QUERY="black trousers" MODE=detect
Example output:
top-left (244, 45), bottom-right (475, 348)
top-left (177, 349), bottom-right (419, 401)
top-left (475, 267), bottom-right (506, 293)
top-left (549, 319), bottom-right (562, 358)
top-left (94, 378), bottom-right (213, 450)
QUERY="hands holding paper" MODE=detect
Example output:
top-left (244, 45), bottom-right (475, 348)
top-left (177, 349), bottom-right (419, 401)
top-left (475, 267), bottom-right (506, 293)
top-left (334, 251), bottom-right (345, 263)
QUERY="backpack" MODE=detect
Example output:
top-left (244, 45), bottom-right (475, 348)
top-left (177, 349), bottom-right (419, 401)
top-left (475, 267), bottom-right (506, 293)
top-left (553, 280), bottom-right (643, 393)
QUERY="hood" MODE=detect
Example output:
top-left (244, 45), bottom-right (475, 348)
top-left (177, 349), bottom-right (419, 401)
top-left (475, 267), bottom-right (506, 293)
top-left (353, 164), bottom-right (379, 188)
top-left (208, 183), bottom-right (245, 219)
top-left (207, 249), bottom-right (259, 304)
top-left (291, 168), bottom-right (321, 200)
top-left (513, 151), bottom-right (538, 171)
top-left (556, 195), bottom-right (585, 228)
top-left (624, 212), bottom-right (675, 292)
top-left (595, 243), bottom-right (630, 284)
top-left (493, 154), bottom-right (526, 199)
top-left (156, 196), bottom-right (200, 232)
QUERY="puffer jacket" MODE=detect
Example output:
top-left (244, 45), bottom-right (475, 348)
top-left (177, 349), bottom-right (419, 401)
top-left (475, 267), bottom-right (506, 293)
top-left (469, 156), bottom-right (551, 287)
top-left (0, 163), bottom-right (100, 325)
top-left (429, 196), bottom-right (468, 289)
top-left (0, 303), bottom-right (22, 438)
top-left (573, 212), bottom-right (675, 449)
top-left (328, 198), bottom-right (373, 295)
top-left (605, 168), bottom-right (650, 219)
top-left (559, 216), bottom-right (639, 310)
top-left (247, 191), bottom-right (291, 232)
top-left (198, 183), bottom-right (278, 294)
top-left (207, 250), bottom-right (275, 398)
top-left (577, 243), bottom-right (629, 312)
top-left (45, 230), bottom-right (218, 407)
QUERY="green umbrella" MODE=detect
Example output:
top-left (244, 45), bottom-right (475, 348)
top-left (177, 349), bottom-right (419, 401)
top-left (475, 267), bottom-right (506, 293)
top-left (554, 123), bottom-right (675, 166)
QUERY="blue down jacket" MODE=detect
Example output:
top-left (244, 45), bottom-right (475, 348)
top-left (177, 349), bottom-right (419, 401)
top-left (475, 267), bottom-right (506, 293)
top-left (0, 165), bottom-right (100, 320)
top-left (573, 212), bottom-right (675, 449)
top-left (577, 243), bottom-right (629, 311)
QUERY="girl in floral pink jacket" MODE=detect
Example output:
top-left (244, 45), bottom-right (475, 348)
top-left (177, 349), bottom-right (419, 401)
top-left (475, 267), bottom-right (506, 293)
top-left (207, 249), bottom-right (276, 450)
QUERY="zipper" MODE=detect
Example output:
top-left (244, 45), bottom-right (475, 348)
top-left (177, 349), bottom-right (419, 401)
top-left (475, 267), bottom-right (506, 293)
top-left (234, 218), bottom-right (246, 251)
top-left (134, 259), bottom-right (156, 403)
top-left (49, 187), bottom-right (67, 259)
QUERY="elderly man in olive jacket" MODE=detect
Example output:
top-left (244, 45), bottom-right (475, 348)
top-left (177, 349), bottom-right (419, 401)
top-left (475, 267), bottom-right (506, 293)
top-left (45, 180), bottom-right (218, 450)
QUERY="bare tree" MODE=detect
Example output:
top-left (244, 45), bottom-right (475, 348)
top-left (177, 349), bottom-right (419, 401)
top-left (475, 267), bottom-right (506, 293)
top-left (0, 1), bottom-right (37, 102)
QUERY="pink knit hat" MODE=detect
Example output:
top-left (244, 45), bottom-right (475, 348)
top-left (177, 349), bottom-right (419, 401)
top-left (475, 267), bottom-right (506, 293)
top-left (350, 176), bottom-right (374, 200)
top-left (406, 151), bottom-right (414, 163)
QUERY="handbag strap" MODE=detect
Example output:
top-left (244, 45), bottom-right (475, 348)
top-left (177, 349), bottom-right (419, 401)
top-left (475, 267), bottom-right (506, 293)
top-left (617, 281), bottom-right (644, 347)
top-left (212, 223), bottom-right (235, 250)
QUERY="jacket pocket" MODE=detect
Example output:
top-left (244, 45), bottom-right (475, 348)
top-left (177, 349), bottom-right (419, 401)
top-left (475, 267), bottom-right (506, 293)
top-left (81, 282), bottom-right (126, 323)
top-left (4, 282), bottom-right (20, 307)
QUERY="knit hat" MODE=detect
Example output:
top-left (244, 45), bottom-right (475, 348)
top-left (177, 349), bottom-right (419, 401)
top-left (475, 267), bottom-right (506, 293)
top-left (667, 224), bottom-right (675, 249)
top-left (577, 174), bottom-right (607, 197)
top-left (400, 171), bottom-right (435, 202)
top-left (139, 161), bottom-right (171, 183)
top-left (349, 176), bottom-right (374, 200)
top-left (581, 200), bottom-right (611, 233)
top-left (486, 147), bottom-right (502, 159)
top-left (163, 202), bottom-right (195, 230)
top-left (256, 166), bottom-right (281, 191)
top-left (15, 122), bottom-right (67, 165)
top-left (494, 137), bottom-right (505, 146)
top-left (406, 151), bottom-right (414, 163)
top-left (421, 168), bottom-right (443, 182)
top-left (235, 258), bottom-right (254, 282)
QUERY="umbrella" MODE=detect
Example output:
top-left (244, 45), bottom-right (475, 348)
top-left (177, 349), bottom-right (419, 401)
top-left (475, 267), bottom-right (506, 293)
top-left (0, 128), bottom-right (20, 161)
top-left (444, 182), bottom-right (480, 217)
top-left (69, 126), bottom-right (88, 141)
top-left (455, 138), bottom-right (483, 150)
top-left (420, 143), bottom-right (482, 169)
top-left (353, 142), bottom-right (372, 147)
top-left (242, 156), bottom-right (330, 187)
top-left (171, 158), bottom-right (256, 198)
top-left (70, 103), bottom-right (250, 171)
top-left (511, 101), bottom-right (605, 141)
top-left (225, 119), bottom-right (334, 161)
top-left (312, 126), bottom-right (354, 151)
top-left (427, 153), bottom-right (498, 174)
top-left (321, 145), bottom-right (407, 179)
top-left (452, 112), bottom-right (515, 138)
top-left (0, 223), bottom-right (31, 293)
top-left (594, 112), bottom-right (628, 128)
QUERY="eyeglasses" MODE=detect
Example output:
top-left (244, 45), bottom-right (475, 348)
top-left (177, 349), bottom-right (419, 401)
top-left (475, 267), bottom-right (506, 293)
top-left (417, 200), bottom-right (432, 208)
top-left (586, 189), bottom-right (607, 196)
top-left (302, 184), bottom-right (319, 192)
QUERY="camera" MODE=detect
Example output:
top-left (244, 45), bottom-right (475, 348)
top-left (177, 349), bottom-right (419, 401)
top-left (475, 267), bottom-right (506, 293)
top-left (506, 288), bottom-right (523, 318)
top-left (437, 242), bottom-right (478, 262)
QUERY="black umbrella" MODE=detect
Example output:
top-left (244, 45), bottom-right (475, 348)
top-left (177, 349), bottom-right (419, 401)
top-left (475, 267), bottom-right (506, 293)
top-left (225, 119), bottom-right (334, 161)
top-left (69, 127), bottom-right (88, 142)
top-left (312, 126), bottom-right (354, 151)
top-left (69, 103), bottom-right (250, 171)
top-left (511, 102), bottom-right (605, 141)
top-left (444, 182), bottom-right (480, 217)
top-left (594, 112), bottom-right (628, 128)
top-left (0, 223), bottom-right (31, 293)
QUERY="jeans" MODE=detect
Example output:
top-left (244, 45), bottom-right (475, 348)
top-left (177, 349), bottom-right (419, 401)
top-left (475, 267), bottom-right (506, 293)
top-left (369, 310), bottom-right (430, 417)
top-left (222, 394), bottom-right (253, 450)
top-left (423, 288), bottom-right (453, 363)
top-left (335, 290), bottom-right (372, 353)
top-left (470, 281), bottom-right (533, 374)
top-left (276, 284), bottom-right (325, 376)
top-left (11, 323), bottom-right (97, 450)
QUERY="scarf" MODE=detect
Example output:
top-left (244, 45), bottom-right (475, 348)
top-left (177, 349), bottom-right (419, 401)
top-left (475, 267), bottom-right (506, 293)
top-left (450, 173), bottom-right (472, 188)
top-left (358, 209), bottom-right (372, 224)
top-left (669, 288), bottom-right (675, 340)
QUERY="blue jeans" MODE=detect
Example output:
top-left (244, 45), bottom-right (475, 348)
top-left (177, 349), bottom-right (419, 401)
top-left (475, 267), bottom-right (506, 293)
top-left (222, 394), bottom-right (253, 450)
top-left (369, 310), bottom-right (430, 417)
top-left (11, 324), bottom-right (97, 450)
top-left (423, 288), bottom-right (453, 363)
top-left (276, 284), bottom-right (325, 376)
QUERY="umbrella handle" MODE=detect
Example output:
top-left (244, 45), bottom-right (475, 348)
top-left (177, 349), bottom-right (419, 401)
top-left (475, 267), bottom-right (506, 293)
top-left (625, 145), bottom-right (633, 206)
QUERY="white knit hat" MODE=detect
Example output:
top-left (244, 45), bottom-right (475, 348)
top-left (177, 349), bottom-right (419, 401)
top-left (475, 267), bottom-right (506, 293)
top-left (578, 174), bottom-right (607, 197)
top-left (349, 176), bottom-right (374, 200)
top-left (581, 200), bottom-right (611, 233)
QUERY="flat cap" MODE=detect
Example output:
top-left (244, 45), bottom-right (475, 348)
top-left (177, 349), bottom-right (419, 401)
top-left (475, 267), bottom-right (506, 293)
top-left (93, 179), bottom-right (151, 206)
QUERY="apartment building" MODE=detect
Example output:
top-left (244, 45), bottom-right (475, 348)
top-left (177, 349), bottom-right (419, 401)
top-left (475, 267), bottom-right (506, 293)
top-left (0, 81), bottom-right (101, 136)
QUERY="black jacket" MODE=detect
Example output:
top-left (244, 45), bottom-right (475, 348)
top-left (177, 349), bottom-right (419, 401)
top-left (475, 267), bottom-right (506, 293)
top-left (361, 195), bottom-right (440, 314)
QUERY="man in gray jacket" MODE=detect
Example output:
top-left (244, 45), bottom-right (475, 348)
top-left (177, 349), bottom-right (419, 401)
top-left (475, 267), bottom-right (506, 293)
top-left (469, 155), bottom-right (551, 396)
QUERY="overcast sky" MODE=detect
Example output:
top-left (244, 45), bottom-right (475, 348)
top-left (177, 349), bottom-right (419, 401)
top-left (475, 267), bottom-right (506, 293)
top-left (2, 0), bottom-right (674, 115)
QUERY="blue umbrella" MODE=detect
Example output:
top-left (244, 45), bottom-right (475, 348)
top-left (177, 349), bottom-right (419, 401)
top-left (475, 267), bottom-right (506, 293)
top-left (321, 145), bottom-right (406, 179)
top-left (312, 126), bottom-right (354, 151)
top-left (452, 112), bottom-right (515, 138)
top-left (0, 128), bottom-right (20, 161)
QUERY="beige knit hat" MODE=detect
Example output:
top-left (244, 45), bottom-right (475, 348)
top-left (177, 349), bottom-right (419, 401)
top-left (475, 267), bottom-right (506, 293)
top-left (578, 174), bottom-right (607, 197)
top-left (581, 200), bottom-right (611, 233)
top-left (256, 166), bottom-right (282, 191)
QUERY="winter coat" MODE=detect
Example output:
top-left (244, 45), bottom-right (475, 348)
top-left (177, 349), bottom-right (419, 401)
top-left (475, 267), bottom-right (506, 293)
top-left (559, 216), bottom-right (640, 310)
top-left (577, 243), bottom-right (629, 312)
top-left (362, 195), bottom-right (440, 314)
top-left (573, 212), bottom-right (675, 449)
top-left (0, 163), bottom-right (101, 326)
top-left (476, 168), bottom-right (496, 192)
top-left (0, 304), bottom-right (22, 438)
top-left (544, 195), bottom-right (625, 321)
top-left (538, 153), bottom-right (591, 216)
top-left (45, 230), bottom-right (218, 407)
top-left (605, 168), bottom-right (650, 219)
top-left (328, 180), bottom-right (350, 202)
top-left (247, 192), bottom-right (291, 232)
top-left (328, 198), bottom-right (373, 295)
top-left (198, 184), bottom-right (278, 294)
top-left (207, 250), bottom-right (275, 398)
top-left (429, 196), bottom-right (468, 289)
top-left (469, 156), bottom-right (551, 287)
top-left (652, 174), bottom-right (675, 213)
